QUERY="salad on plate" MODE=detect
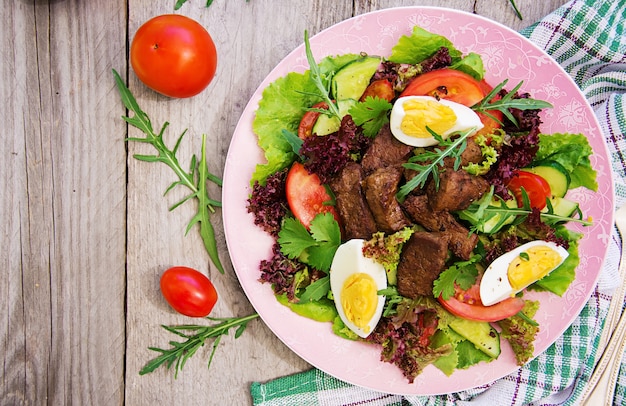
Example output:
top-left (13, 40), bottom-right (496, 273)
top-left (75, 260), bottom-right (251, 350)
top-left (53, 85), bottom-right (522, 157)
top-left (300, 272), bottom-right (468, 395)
top-left (245, 25), bottom-right (597, 383)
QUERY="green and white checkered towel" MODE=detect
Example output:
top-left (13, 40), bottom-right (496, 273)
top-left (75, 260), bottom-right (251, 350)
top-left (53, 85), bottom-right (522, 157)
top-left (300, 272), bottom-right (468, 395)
top-left (250, 0), bottom-right (626, 404)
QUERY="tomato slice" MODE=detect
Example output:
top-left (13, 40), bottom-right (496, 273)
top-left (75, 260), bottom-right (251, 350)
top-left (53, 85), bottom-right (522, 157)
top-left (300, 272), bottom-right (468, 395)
top-left (438, 283), bottom-right (524, 322)
top-left (297, 101), bottom-right (329, 140)
top-left (360, 79), bottom-right (395, 102)
top-left (400, 68), bottom-right (485, 107)
top-left (285, 162), bottom-right (341, 229)
top-left (507, 170), bottom-right (552, 210)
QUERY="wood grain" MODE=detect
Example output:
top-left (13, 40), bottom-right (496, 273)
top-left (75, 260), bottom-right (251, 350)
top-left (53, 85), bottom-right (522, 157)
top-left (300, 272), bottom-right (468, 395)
top-left (0, 1), bottom-right (568, 405)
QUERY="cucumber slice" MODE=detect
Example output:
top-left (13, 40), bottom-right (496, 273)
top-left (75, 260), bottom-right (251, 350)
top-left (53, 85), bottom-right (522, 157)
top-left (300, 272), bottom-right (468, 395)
top-left (549, 196), bottom-right (580, 218)
top-left (331, 57), bottom-right (380, 101)
top-left (449, 318), bottom-right (501, 359)
top-left (311, 99), bottom-right (356, 136)
top-left (522, 160), bottom-right (571, 198)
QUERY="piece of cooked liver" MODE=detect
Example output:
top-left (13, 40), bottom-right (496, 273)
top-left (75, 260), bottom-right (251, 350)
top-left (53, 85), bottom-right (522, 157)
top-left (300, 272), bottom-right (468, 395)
top-left (329, 162), bottom-right (378, 240)
top-left (362, 165), bottom-right (411, 234)
top-left (427, 168), bottom-right (489, 212)
top-left (402, 194), bottom-right (478, 260)
top-left (396, 231), bottom-right (449, 299)
top-left (361, 124), bottom-right (414, 174)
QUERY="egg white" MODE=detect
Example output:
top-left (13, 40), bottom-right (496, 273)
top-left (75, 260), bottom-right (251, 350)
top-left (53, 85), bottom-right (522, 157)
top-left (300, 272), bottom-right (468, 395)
top-left (389, 95), bottom-right (483, 147)
top-left (330, 239), bottom-right (387, 338)
top-left (479, 240), bottom-right (569, 306)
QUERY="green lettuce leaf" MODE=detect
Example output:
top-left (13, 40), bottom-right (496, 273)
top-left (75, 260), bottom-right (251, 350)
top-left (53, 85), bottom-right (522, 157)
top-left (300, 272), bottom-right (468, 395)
top-left (251, 54), bottom-right (362, 185)
top-left (389, 26), bottom-right (463, 65)
top-left (532, 227), bottom-right (582, 295)
top-left (251, 71), bottom-right (319, 184)
top-left (535, 133), bottom-right (598, 191)
top-left (450, 52), bottom-right (485, 81)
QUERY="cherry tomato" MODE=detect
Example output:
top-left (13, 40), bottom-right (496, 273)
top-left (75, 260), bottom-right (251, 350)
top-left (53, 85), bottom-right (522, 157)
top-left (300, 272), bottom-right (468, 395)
top-left (507, 170), bottom-right (552, 210)
top-left (400, 68), bottom-right (485, 107)
top-left (297, 101), bottom-right (328, 139)
top-left (438, 282), bottom-right (525, 322)
top-left (360, 79), bottom-right (395, 102)
top-left (285, 162), bottom-right (341, 229)
top-left (160, 266), bottom-right (218, 317)
top-left (130, 15), bottom-right (217, 98)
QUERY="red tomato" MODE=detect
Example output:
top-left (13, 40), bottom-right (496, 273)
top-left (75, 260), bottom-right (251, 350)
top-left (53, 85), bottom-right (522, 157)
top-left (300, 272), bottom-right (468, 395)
top-left (285, 162), bottom-right (340, 229)
top-left (360, 79), bottom-right (395, 102)
top-left (130, 15), bottom-right (217, 98)
top-left (400, 68), bottom-right (485, 107)
top-left (438, 283), bottom-right (525, 322)
top-left (160, 266), bottom-right (218, 317)
top-left (507, 170), bottom-right (552, 210)
top-left (297, 101), bottom-right (328, 139)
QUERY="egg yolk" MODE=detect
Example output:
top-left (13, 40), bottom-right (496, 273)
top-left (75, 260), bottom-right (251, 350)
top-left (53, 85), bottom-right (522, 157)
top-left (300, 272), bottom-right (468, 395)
top-left (399, 99), bottom-right (457, 138)
top-left (340, 273), bottom-right (378, 332)
top-left (507, 246), bottom-right (563, 290)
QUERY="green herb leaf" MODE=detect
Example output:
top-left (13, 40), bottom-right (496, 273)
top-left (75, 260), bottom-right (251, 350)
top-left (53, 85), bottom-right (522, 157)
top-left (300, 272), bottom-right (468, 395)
top-left (471, 80), bottom-right (553, 127)
top-left (278, 218), bottom-right (318, 258)
top-left (457, 186), bottom-right (592, 235)
top-left (349, 96), bottom-right (393, 137)
top-left (298, 275), bottom-right (330, 302)
top-left (509, 0), bottom-right (523, 20)
top-left (278, 213), bottom-right (341, 272)
top-left (397, 128), bottom-right (473, 202)
top-left (304, 30), bottom-right (340, 118)
top-left (432, 255), bottom-right (481, 300)
top-left (139, 314), bottom-right (259, 377)
top-left (112, 69), bottom-right (224, 273)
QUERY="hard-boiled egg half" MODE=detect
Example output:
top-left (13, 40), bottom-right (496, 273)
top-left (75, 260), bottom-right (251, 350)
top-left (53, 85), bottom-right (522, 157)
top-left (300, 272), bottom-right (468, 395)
top-left (389, 95), bottom-right (484, 147)
top-left (480, 240), bottom-right (569, 306)
top-left (330, 239), bottom-right (387, 338)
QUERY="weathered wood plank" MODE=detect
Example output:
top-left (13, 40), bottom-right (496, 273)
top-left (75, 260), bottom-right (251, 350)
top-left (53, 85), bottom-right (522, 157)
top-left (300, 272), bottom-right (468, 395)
top-left (1, 0), bottom-right (127, 404)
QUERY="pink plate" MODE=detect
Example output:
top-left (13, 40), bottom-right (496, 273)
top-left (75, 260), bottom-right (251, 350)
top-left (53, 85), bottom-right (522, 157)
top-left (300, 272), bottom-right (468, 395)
top-left (222, 7), bottom-right (614, 395)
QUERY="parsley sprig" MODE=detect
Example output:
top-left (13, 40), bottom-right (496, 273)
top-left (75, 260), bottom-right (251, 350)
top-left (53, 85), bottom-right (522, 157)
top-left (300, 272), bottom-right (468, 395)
top-left (396, 127), bottom-right (475, 202)
top-left (278, 212), bottom-right (342, 272)
top-left (471, 79), bottom-right (553, 127)
top-left (139, 314), bottom-right (259, 377)
top-left (432, 255), bottom-right (481, 300)
top-left (350, 96), bottom-right (393, 137)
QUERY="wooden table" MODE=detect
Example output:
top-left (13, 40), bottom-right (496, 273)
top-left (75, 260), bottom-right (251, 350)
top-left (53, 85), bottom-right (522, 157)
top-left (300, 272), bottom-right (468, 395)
top-left (2, 0), bottom-right (569, 404)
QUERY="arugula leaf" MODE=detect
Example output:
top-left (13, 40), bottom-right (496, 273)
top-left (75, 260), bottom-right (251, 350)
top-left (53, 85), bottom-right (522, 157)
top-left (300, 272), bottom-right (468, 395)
top-left (457, 186), bottom-right (592, 235)
top-left (432, 255), bottom-right (481, 300)
top-left (349, 96), bottom-right (393, 137)
top-left (304, 30), bottom-right (340, 118)
top-left (471, 80), bottom-right (553, 127)
top-left (397, 128), bottom-right (473, 202)
top-left (277, 213), bottom-right (341, 272)
top-left (298, 275), bottom-right (330, 302)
